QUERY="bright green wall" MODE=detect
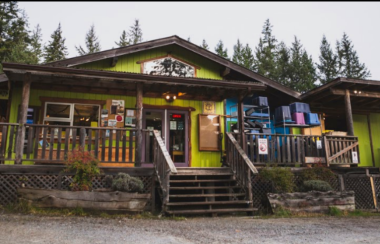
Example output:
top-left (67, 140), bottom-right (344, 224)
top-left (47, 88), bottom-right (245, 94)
top-left (77, 45), bottom-right (223, 80)
top-left (9, 89), bottom-right (224, 167)
top-left (353, 114), bottom-right (372, 167)
top-left (370, 113), bottom-right (380, 167)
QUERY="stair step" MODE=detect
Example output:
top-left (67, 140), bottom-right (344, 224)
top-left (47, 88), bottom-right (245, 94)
top-left (166, 200), bottom-right (251, 206)
top-left (170, 179), bottom-right (235, 183)
top-left (169, 193), bottom-right (245, 198)
top-left (175, 168), bottom-right (233, 176)
top-left (170, 186), bottom-right (240, 190)
top-left (166, 208), bottom-right (258, 215)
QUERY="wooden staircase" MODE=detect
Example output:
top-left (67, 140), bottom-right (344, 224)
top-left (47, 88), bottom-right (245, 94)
top-left (163, 167), bottom-right (257, 216)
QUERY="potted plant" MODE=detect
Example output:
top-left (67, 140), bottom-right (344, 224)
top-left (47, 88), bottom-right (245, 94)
top-left (259, 166), bottom-right (355, 214)
top-left (17, 147), bottom-right (151, 212)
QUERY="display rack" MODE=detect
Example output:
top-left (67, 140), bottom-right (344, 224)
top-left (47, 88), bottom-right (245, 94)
top-left (273, 113), bottom-right (323, 135)
top-left (229, 104), bottom-right (271, 132)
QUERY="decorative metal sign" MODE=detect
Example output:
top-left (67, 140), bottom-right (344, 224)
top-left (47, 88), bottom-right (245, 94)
top-left (143, 57), bottom-right (195, 77)
top-left (202, 101), bottom-right (216, 114)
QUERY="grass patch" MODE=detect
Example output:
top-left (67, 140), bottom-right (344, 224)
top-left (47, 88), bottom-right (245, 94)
top-left (327, 206), bottom-right (343, 216)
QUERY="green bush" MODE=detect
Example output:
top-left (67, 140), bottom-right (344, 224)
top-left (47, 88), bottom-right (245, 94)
top-left (259, 167), bottom-right (295, 193)
top-left (109, 173), bottom-right (144, 193)
top-left (303, 180), bottom-right (333, 192)
top-left (299, 166), bottom-right (335, 183)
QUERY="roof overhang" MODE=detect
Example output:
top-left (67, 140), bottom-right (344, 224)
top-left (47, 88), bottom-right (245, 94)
top-left (2, 62), bottom-right (266, 102)
top-left (301, 77), bottom-right (380, 113)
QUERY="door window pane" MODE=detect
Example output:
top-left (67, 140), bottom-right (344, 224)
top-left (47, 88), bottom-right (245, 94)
top-left (46, 104), bottom-right (71, 119)
top-left (169, 113), bottom-right (185, 163)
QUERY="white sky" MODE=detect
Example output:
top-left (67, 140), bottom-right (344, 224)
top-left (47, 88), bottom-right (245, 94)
top-left (18, 2), bottom-right (380, 80)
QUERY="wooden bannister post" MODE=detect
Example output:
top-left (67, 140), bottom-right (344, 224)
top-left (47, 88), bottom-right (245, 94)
top-left (237, 94), bottom-right (247, 153)
top-left (15, 74), bottom-right (31, 164)
top-left (135, 83), bottom-right (143, 167)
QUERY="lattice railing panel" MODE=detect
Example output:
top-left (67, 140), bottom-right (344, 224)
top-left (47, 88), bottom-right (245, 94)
top-left (344, 175), bottom-right (375, 209)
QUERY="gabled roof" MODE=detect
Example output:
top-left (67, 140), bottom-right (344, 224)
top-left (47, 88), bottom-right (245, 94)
top-left (1, 35), bottom-right (300, 98)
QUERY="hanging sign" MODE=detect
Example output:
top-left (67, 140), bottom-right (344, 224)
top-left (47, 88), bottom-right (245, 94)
top-left (352, 151), bottom-right (358, 164)
top-left (258, 138), bottom-right (268, 155)
top-left (316, 140), bottom-right (322, 149)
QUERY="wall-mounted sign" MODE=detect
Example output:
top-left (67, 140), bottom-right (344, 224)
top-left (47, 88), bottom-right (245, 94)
top-left (172, 114), bottom-right (182, 118)
top-left (202, 101), bottom-right (216, 114)
top-left (142, 57), bottom-right (195, 77)
top-left (352, 151), bottom-right (358, 164)
top-left (170, 121), bottom-right (177, 130)
top-left (316, 140), bottom-right (322, 149)
top-left (258, 138), bottom-right (268, 155)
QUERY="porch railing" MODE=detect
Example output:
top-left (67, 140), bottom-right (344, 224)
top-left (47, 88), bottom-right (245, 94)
top-left (0, 123), bottom-right (154, 165)
top-left (152, 130), bottom-right (177, 211)
top-left (324, 135), bottom-right (359, 166)
top-left (233, 132), bottom-right (360, 166)
top-left (226, 132), bottom-right (258, 209)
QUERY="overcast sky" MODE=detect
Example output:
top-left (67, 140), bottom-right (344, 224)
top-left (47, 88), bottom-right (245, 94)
top-left (18, 2), bottom-right (380, 80)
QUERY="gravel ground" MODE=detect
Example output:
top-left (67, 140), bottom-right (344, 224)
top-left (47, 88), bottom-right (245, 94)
top-left (1, 213), bottom-right (380, 244)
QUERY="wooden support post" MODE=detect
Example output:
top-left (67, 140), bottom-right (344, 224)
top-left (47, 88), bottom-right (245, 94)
top-left (344, 89), bottom-right (354, 136)
top-left (135, 83), bottom-right (143, 167)
top-left (15, 74), bottom-right (31, 164)
top-left (237, 94), bottom-right (246, 153)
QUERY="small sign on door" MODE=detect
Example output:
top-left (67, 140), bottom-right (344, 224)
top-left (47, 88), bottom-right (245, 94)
top-left (352, 151), bottom-right (358, 164)
top-left (316, 140), bottom-right (322, 149)
top-left (258, 138), bottom-right (268, 155)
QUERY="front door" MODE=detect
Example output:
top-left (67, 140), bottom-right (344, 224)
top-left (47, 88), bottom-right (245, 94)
top-left (142, 109), bottom-right (189, 167)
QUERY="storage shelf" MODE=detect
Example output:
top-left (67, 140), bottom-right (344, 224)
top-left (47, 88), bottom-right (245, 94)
top-left (229, 103), bottom-right (271, 132)
top-left (274, 123), bottom-right (320, 128)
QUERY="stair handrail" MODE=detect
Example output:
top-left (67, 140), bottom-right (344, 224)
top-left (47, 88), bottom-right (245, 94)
top-left (226, 132), bottom-right (258, 209)
top-left (152, 130), bottom-right (177, 209)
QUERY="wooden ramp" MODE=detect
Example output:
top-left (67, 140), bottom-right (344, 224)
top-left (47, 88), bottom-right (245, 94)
top-left (163, 167), bottom-right (257, 216)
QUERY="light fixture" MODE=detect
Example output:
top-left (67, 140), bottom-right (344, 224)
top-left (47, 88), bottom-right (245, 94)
top-left (354, 90), bottom-right (358, 94)
top-left (358, 91), bottom-right (362, 94)
top-left (164, 94), bottom-right (177, 102)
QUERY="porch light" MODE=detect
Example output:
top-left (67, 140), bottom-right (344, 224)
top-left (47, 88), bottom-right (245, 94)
top-left (165, 94), bottom-right (176, 102)
top-left (358, 91), bottom-right (362, 94)
top-left (354, 90), bottom-right (357, 94)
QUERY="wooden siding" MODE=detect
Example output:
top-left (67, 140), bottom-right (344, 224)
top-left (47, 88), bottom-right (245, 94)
top-left (8, 88), bottom-right (224, 167)
top-left (77, 45), bottom-right (223, 80)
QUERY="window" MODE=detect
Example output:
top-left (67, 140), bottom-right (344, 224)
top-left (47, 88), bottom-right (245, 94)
top-left (44, 102), bottom-right (100, 129)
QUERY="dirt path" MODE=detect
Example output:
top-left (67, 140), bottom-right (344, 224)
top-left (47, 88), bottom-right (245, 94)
top-left (1, 214), bottom-right (380, 243)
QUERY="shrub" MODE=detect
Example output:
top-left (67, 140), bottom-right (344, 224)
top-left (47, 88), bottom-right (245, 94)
top-left (299, 166), bottom-right (335, 183)
top-left (110, 173), bottom-right (144, 193)
top-left (259, 167), bottom-right (295, 193)
top-left (64, 147), bottom-right (101, 191)
top-left (303, 180), bottom-right (333, 192)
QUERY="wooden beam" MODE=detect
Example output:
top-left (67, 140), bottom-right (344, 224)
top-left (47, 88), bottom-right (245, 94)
top-left (111, 57), bottom-right (118, 67)
top-left (345, 89), bottom-right (354, 136)
top-left (367, 114), bottom-right (376, 167)
top-left (221, 67), bottom-right (230, 77)
top-left (331, 88), bottom-right (380, 99)
top-left (237, 93), bottom-right (246, 153)
top-left (15, 73), bottom-right (32, 164)
top-left (135, 83), bottom-right (143, 167)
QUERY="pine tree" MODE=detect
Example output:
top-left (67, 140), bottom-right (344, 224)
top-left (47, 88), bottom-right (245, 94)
top-left (214, 40), bottom-right (229, 59)
top-left (254, 19), bottom-right (277, 80)
top-left (76, 24), bottom-right (101, 55)
top-left (287, 36), bottom-right (316, 93)
top-left (336, 33), bottom-right (371, 79)
top-left (115, 30), bottom-right (130, 47)
top-left (316, 35), bottom-right (339, 84)
top-left (43, 23), bottom-right (68, 63)
top-left (128, 19), bottom-right (143, 45)
top-left (30, 24), bottom-right (43, 64)
top-left (0, 2), bottom-right (30, 71)
top-left (276, 42), bottom-right (291, 86)
top-left (232, 39), bottom-right (245, 66)
top-left (241, 44), bottom-right (255, 71)
top-left (200, 39), bottom-right (209, 50)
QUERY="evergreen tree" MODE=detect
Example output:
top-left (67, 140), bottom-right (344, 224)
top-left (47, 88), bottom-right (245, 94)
top-left (0, 2), bottom-right (30, 71)
top-left (336, 33), bottom-right (371, 79)
top-left (200, 39), bottom-right (209, 50)
top-left (128, 19), bottom-right (143, 45)
top-left (214, 40), bottom-right (229, 59)
top-left (241, 44), bottom-right (255, 71)
top-left (232, 39), bottom-right (245, 66)
top-left (115, 30), bottom-right (130, 47)
top-left (317, 35), bottom-right (339, 84)
top-left (43, 23), bottom-right (68, 63)
top-left (30, 24), bottom-right (43, 64)
top-left (287, 36), bottom-right (316, 93)
top-left (254, 19), bottom-right (277, 80)
top-left (276, 42), bottom-right (291, 86)
top-left (76, 24), bottom-right (101, 55)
